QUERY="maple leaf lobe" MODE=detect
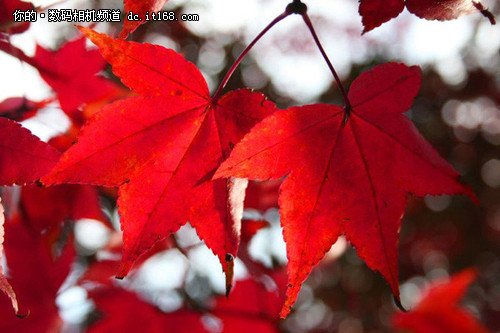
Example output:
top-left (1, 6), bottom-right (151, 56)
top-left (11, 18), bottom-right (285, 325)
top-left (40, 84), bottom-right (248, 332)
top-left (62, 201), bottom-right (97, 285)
top-left (120, 0), bottom-right (169, 39)
top-left (77, 26), bottom-right (209, 101)
top-left (0, 117), bottom-right (60, 186)
top-left (359, 0), bottom-right (405, 33)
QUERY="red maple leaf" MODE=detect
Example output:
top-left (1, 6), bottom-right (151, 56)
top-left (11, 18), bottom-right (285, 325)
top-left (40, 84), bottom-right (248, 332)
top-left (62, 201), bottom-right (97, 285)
top-left (391, 269), bottom-right (489, 333)
top-left (0, 216), bottom-right (74, 331)
top-left (0, 117), bottom-right (60, 186)
top-left (42, 27), bottom-right (276, 289)
top-left (215, 62), bottom-right (475, 317)
top-left (120, 0), bottom-right (168, 38)
top-left (359, 0), bottom-right (495, 33)
top-left (34, 37), bottom-right (121, 120)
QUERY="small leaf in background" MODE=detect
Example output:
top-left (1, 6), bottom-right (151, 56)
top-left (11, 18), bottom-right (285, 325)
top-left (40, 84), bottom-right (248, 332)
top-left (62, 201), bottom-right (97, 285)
top-left (34, 38), bottom-right (121, 122)
top-left (0, 97), bottom-right (52, 122)
top-left (392, 269), bottom-right (489, 333)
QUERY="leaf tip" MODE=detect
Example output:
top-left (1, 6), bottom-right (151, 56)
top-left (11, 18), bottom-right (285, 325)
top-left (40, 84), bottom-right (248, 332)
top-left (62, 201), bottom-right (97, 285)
top-left (116, 262), bottom-right (132, 280)
top-left (279, 305), bottom-right (292, 319)
top-left (16, 309), bottom-right (30, 319)
top-left (224, 253), bottom-right (234, 297)
top-left (118, 29), bottom-right (130, 40)
top-left (393, 295), bottom-right (408, 312)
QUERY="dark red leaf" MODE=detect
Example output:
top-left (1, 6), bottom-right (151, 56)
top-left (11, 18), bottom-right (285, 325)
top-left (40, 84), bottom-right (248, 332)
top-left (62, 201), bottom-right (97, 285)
top-left (359, 0), bottom-right (405, 33)
top-left (406, 0), bottom-right (478, 21)
top-left (0, 0), bottom-right (33, 34)
top-left (0, 97), bottom-right (51, 121)
top-left (359, 0), bottom-right (494, 33)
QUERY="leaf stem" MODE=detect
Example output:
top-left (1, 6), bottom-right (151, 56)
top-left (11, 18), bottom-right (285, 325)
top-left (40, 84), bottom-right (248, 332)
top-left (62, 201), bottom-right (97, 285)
top-left (211, 11), bottom-right (291, 104)
top-left (300, 11), bottom-right (351, 112)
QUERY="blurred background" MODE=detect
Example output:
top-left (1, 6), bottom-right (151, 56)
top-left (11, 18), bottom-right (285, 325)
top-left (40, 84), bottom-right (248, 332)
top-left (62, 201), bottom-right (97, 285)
top-left (0, 0), bottom-right (499, 332)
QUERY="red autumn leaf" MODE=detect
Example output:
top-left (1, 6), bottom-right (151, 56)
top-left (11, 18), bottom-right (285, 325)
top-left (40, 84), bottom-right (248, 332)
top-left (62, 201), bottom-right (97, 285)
top-left (359, 0), bottom-right (495, 33)
top-left (42, 27), bottom-right (276, 290)
top-left (215, 62), bottom-right (475, 317)
top-left (0, 198), bottom-right (18, 315)
top-left (0, 217), bottom-right (74, 331)
top-left (34, 37), bottom-right (121, 118)
top-left (359, 0), bottom-right (405, 34)
top-left (0, 117), bottom-right (60, 186)
top-left (392, 269), bottom-right (489, 333)
top-left (120, 0), bottom-right (168, 39)
top-left (0, 0), bottom-right (33, 34)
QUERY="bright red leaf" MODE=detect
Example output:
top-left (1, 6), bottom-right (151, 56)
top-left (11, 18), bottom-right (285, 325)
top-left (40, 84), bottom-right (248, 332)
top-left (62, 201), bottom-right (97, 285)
top-left (0, 117), bottom-right (60, 186)
top-left (120, 0), bottom-right (168, 39)
top-left (215, 62), bottom-right (475, 317)
top-left (42, 27), bottom-right (276, 290)
top-left (359, 0), bottom-right (494, 33)
top-left (359, 0), bottom-right (405, 33)
top-left (392, 269), bottom-right (489, 333)
top-left (34, 37), bottom-right (121, 119)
